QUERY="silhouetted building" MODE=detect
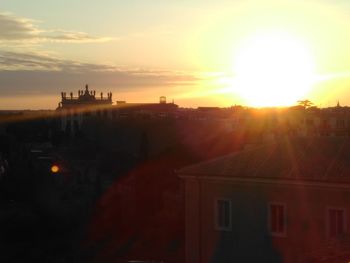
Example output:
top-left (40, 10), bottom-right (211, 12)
top-left (57, 84), bottom-right (112, 135)
top-left (58, 84), bottom-right (112, 109)
top-left (111, 96), bottom-right (178, 118)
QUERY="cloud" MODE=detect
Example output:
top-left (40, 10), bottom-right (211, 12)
top-left (0, 51), bottom-right (115, 71)
top-left (0, 12), bottom-right (113, 44)
top-left (0, 51), bottom-right (199, 96)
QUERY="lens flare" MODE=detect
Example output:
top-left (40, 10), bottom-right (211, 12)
top-left (51, 165), bottom-right (59, 173)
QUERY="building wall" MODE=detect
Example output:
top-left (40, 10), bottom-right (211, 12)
top-left (185, 178), bottom-right (201, 263)
top-left (184, 177), bottom-right (350, 263)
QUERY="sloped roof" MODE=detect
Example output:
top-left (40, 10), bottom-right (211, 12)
top-left (178, 137), bottom-right (350, 183)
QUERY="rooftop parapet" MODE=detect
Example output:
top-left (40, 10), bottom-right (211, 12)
top-left (59, 84), bottom-right (112, 108)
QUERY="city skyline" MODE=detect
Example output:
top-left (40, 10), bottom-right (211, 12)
top-left (2, 1), bottom-right (350, 109)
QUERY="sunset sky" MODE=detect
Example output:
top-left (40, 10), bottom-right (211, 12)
top-left (2, 0), bottom-right (350, 109)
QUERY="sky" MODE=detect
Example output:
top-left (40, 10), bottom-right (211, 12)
top-left (2, 0), bottom-right (350, 109)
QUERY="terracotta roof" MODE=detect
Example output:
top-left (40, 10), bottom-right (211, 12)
top-left (178, 137), bottom-right (350, 183)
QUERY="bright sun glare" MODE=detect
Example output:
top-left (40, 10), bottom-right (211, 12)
top-left (232, 32), bottom-right (316, 107)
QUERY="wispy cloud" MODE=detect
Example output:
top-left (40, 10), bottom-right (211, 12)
top-left (0, 12), bottom-right (113, 45)
top-left (0, 51), bottom-right (199, 95)
top-left (0, 51), bottom-right (115, 71)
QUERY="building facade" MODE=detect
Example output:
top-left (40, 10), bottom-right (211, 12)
top-left (57, 84), bottom-right (113, 135)
top-left (179, 137), bottom-right (350, 263)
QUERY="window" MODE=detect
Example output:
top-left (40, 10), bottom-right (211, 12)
top-left (215, 199), bottom-right (231, 231)
top-left (305, 119), bottom-right (314, 126)
top-left (322, 119), bottom-right (329, 127)
top-left (336, 119), bottom-right (345, 129)
top-left (268, 203), bottom-right (286, 236)
top-left (327, 208), bottom-right (346, 238)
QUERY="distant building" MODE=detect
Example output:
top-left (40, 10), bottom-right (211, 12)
top-left (56, 86), bottom-right (181, 135)
top-left (179, 137), bottom-right (350, 263)
top-left (296, 106), bottom-right (350, 137)
top-left (58, 84), bottom-right (112, 109)
top-left (112, 96), bottom-right (178, 119)
top-left (57, 84), bottom-right (112, 135)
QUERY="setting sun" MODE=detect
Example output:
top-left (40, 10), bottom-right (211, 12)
top-left (232, 31), bottom-right (316, 107)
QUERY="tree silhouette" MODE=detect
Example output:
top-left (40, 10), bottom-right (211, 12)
top-left (297, 99), bottom-right (314, 108)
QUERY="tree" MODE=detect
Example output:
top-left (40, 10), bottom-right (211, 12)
top-left (297, 99), bottom-right (314, 108)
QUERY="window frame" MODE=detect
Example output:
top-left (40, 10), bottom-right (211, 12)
top-left (214, 198), bottom-right (232, 231)
top-left (268, 202), bottom-right (287, 237)
top-left (326, 206), bottom-right (347, 238)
